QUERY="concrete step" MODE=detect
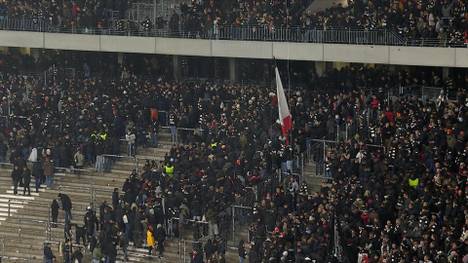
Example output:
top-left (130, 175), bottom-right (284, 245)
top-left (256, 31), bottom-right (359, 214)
top-left (0, 194), bottom-right (35, 201)
top-left (0, 202), bottom-right (24, 209)
top-left (0, 198), bottom-right (29, 205)
top-left (0, 145), bottom-right (175, 261)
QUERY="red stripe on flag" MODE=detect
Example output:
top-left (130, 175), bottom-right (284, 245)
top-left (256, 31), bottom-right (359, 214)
top-left (281, 115), bottom-right (292, 137)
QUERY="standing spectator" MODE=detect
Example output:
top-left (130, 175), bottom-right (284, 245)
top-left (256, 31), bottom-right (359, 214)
top-left (146, 225), bottom-right (155, 255)
top-left (43, 156), bottom-right (54, 187)
top-left (11, 165), bottom-right (21, 195)
top-left (51, 199), bottom-right (59, 227)
top-left (191, 249), bottom-right (203, 263)
top-left (0, 140), bottom-right (8, 163)
top-left (58, 193), bottom-right (73, 227)
top-left (63, 239), bottom-right (72, 263)
top-left (75, 224), bottom-right (86, 246)
top-left (43, 243), bottom-right (56, 263)
top-left (28, 147), bottom-right (38, 163)
top-left (125, 129), bottom-right (136, 156)
top-left (151, 118), bottom-right (159, 147)
top-left (92, 243), bottom-right (103, 262)
top-left (22, 166), bottom-right (31, 196)
top-left (84, 206), bottom-right (99, 241)
top-left (155, 223), bottom-right (166, 256)
top-left (169, 113), bottom-right (177, 143)
top-left (206, 208), bottom-right (219, 238)
top-left (112, 188), bottom-right (120, 209)
top-left (73, 148), bottom-right (84, 169)
top-left (119, 231), bottom-right (129, 261)
top-left (32, 159), bottom-right (43, 193)
top-left (71, 247), bottom-right (84, 263)
top-left (238, 240), bottom-right (247, 263)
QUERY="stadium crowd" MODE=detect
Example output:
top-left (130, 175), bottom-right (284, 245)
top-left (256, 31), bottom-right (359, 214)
top-left (248, 86), bottom-right (467, 262)
top-left (0, 0), bottom-right (130, 29)
top-left (177, 0), bottom-right (467, 44)
top-left (1, 52), bottom-right (467, 262)
top-left (0, 0), bottom-right (467, 45)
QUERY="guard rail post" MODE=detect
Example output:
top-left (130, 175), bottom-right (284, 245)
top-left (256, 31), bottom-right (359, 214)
top-left (231, 206), bottom-right (235, 242)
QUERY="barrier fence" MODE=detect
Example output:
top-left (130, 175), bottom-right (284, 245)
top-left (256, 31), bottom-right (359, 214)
top-left (1, 17), bottom-right (466, 47)
top-left (304, 139), bottom-right (384, 179)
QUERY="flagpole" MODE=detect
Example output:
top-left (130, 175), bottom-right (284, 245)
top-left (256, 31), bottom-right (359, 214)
top-left (274, 62), bottom-right (292, 147)
top-left (273, 58), bottom-right (293, 148)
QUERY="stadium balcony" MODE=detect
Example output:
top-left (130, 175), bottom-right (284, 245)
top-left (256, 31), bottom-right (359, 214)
top-left (0, 17), bottom-right (467, 68)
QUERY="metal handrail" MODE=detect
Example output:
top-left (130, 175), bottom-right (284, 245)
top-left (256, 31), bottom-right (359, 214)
top-left (0, 17), bottom-right (466, 48)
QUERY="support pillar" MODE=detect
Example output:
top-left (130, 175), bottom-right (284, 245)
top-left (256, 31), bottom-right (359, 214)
top-left (442, 67), bottom-right (450, 79)
top-left (229, 58), bottom-right (237, 82)
top-left (117, 53), bottom-right (124, 65)
top-left (30, 48), bottom-right (40, 60)
top-left (315, 61), bottom-right (326, 77)
top-left (173, 56), bottom-right (181, 81)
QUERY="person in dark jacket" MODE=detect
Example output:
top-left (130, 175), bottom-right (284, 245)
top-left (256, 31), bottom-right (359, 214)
top-left (22, 167), bottom-right (31, 196)
top-left (75, 224), bottom-right (86, 245)
top-left (119, 231), bottom-right (129, 261)
top-left (11, 165), bottom-right (21, 195)
top-left (205, 239), bottom-right (215, 260)
top-left (58, 193), bottom-right (73, 225)
top-left (51, 199), bottom-right (59, 227)
top-left (155, 223), bottom-right (166, 256)
top-left (43, 243), bottom-right (56, 263)
top-left (84, 206), bottom-right (99, 240)
top-left (190, 249), bottom-right (203, 263)
top-left (32, 160), bottom-right (43, 192)
top-left (248, 242), bottom-right (258, 263)
top-left (71, 247), bottom-right (84, 263)
top-left (112, 188), bottom-right (119, 209)
top-left (238, 240), bottom-right (247, 263)
top-left (63, 240), bottom-right (72, 263)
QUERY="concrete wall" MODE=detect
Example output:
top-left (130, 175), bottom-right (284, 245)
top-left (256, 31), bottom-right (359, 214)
top-left (1, 30), bottom-right (467, 68)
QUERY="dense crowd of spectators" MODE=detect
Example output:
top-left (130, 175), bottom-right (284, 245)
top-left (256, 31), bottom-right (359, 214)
top-left (1, 0), bottom-right (466, 45)
top-left (247, 87), bottom-right (467, 263)
top-left (176, 0), bottom-right (468, 45)
top-left (1, 51), bottom-right (467, 262)
top-left (0, 0), bottom-right (130, 29)
top-left (300, 0), bottom-right (467, 45)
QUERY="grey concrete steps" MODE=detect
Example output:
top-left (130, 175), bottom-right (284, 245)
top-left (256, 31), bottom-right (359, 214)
top-left (0, 251), bottom-right (42, 263)
top-left (0, 136), bottom-right (229, 262)
top-left (116, 244), bottom-right (184, 263)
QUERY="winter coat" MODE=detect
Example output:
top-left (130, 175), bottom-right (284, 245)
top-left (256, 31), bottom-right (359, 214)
top-left (147, 229), bottom-right (155, 247)
top-left (32, 161), bottom-right (43, 179)
top-left (51, 199), bottom-right (59, 216)
top-left (22, 169), bottom-right (31, 185)
top-left (43, 159), bottom-right (54, 177)
top-left (60, 194), bottom-right (72, 211)
top-left (11, 167), bottom-right (21, 183)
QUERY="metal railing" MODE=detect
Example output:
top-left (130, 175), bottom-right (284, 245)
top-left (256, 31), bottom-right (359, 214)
top-left (1, 17), bottom-right (466, 47)
top-left (304, 138), bottom-right (384, 179)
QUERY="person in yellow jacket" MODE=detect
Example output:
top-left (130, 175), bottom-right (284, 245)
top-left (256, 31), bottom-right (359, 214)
top-left (408, 177), bottom-right (419, 188)
top-left (408, 174), bottom-right (419, 189)
top-left (164, 162), bottom-right (174, 177)
top-left (147, 226), bottom-right (155, 255)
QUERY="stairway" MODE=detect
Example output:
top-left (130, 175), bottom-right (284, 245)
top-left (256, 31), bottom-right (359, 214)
top-left (0, 164), bottom-right (128, 261)
top-left (0, 130), bottom-right (241, 262)
top-left (302, 158), bottom-right (331, 194)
